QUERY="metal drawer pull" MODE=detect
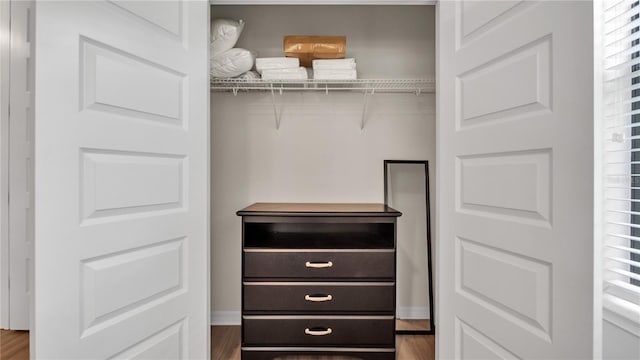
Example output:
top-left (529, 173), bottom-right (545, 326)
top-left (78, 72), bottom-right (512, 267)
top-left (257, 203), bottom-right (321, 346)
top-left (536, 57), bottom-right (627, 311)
top-left (304, 294), bottom-right (333, 302)
top-left (305, 261), bottom-right (333, 268)
top-left (305, 327), bottom-right (333, 336)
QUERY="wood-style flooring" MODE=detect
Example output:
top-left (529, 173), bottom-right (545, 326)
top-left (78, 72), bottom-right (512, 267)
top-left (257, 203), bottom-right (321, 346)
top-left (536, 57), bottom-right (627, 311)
top-left (0, 330), bottom-right (28, 360)
top-left (1, 322), bottom-right (435, 360)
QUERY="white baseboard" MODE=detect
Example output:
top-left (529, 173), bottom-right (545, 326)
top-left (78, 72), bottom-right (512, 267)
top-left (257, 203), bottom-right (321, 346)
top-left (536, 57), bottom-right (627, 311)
top-left (211, 308), bottom-right (428, 325)
top-left (397, 306), bottom-right (430, 319)
top-left (211, 311), bottom-right (241, 325)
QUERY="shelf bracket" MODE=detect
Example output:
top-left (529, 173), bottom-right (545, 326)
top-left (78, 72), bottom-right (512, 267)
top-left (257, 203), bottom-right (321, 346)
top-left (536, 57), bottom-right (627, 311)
top-left (270, 85), bottom-right (282, 130)
top-left (360, 88), bottom-right (374, 130)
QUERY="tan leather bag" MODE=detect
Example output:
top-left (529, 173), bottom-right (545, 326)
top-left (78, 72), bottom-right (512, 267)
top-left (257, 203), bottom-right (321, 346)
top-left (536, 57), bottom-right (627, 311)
top-left (284, 36), bottom-right (346, 67)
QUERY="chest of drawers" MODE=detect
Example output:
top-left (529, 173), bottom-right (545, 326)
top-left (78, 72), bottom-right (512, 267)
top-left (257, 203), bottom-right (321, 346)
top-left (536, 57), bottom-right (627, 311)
top-left (237, 203), bottom-right (401, 360)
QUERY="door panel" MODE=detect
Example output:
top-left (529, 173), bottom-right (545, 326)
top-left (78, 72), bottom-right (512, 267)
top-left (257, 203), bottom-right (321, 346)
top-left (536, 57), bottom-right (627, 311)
top-left (33, 1), bottom-right (209, 358)
top-left (438, 1), bottom-right (594, 358)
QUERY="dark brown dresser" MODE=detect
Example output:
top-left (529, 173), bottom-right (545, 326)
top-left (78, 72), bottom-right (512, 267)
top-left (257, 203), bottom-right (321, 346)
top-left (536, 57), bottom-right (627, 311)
top-left (237, 203), bottom-right (402, 360)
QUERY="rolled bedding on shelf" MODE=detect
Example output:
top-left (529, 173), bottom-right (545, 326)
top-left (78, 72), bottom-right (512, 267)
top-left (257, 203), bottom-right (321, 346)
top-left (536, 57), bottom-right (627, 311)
top-left (313, 68), bottom-right (357, 80)
top-left (233, 70), bottom-right (261, 81)
top-left (261, 67), bottom-right (308, 80)
top-left (210, 48), bottom-right (255, 78)
top-left (255, 57), bottom-right (300, 74)
top-left (312, 58), bottom-right (356, 70)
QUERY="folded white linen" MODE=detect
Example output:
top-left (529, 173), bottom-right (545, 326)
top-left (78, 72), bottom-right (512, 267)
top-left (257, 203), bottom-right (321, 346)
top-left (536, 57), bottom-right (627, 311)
top-left (255, 57), bottom-right (300, 74)
top-left (313, 68), bottom-right (357, 80)
top-left (312, 58), bottom-right (356, 70)
top-left (261, 67), bottom-right (308, 80)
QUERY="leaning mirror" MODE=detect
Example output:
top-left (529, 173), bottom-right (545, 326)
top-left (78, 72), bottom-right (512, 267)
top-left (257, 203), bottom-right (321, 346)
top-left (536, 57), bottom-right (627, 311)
top-left (384, 160), bottom-right (434, 335)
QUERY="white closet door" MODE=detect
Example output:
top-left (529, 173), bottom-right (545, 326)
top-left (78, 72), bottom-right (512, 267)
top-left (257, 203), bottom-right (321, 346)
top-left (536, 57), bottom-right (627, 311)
top-left (33, 1), bottom-right (209, 358)
top-left (438, 1), bottom-right (594, 358)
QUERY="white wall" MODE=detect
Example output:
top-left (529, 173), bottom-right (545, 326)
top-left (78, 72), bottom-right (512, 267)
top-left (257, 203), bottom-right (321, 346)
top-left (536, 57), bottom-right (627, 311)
top-left (209, 5), bottom-right (435, 322)
top-left (211, 92), bottom-right (435, 318)
top-left (603, 320), bottom-right (640, 360)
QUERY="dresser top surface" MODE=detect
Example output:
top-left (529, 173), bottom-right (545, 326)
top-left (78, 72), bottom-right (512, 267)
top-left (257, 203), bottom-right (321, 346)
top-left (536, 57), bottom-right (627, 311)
top-left (237, 202), bottom-right (402, 217)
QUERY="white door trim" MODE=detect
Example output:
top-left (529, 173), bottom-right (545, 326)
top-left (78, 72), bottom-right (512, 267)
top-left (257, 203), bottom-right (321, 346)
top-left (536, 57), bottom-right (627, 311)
top-left (0, 0), bottom-right (10, 331)
top-left (8, 0), bottom-right (33, 331)
top-left (593, 0), bottom-right (604, 357)
top-left (0, 0), bottom-right (34, 331)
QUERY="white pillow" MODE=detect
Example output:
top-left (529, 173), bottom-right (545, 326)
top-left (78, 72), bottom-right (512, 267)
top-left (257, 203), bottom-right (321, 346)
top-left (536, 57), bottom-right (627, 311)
top-left (211, 18), bottom-right (245, 55)
top-left (210, 48), bottom-right (255, 79)
top-left (234, 70), bottom-right (261, 81)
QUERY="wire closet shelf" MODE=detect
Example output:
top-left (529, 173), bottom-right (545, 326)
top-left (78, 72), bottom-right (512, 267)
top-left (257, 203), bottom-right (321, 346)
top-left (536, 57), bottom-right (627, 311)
top-left (210, 78), bottom-right (435, 95)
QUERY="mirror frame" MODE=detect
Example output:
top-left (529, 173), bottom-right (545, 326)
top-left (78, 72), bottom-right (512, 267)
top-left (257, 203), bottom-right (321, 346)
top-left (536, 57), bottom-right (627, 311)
top-left (384, 159), bottom-right (435, 336)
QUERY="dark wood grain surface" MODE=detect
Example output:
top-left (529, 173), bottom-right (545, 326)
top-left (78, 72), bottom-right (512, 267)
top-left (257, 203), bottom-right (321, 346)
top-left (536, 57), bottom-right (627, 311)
top-left (237, 203), bottom-right (402, 217)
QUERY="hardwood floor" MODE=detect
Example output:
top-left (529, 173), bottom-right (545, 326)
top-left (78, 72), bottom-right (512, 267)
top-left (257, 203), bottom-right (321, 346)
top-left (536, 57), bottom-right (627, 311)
top-left (0, 330), bottom-right (29, 360)
top-left (396, 332), bottom-right (435, 360)
top-left (1, 323), bottom-right (435, 360)
top-left (212, 325), bottom-right (242, 360)
top-left (396, 319), bottom-right (432, 332)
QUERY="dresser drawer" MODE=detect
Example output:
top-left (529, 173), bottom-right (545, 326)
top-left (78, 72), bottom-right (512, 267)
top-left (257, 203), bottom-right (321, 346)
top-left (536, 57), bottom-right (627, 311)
top-left (241, 348), bottom-right (395, 360)
top-left (243, 250), bottom-right (394, 279)
top-left (243, 316), bottom-right (395, 347)
top-left (244, 282), bottom-right (394, 313)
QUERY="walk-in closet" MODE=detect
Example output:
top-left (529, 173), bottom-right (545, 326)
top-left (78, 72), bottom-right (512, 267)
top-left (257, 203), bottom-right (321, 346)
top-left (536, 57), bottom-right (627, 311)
top-left (209, 3), bottom-right (436, 359)
top-left (3, 1), bottom-right (606, 359)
